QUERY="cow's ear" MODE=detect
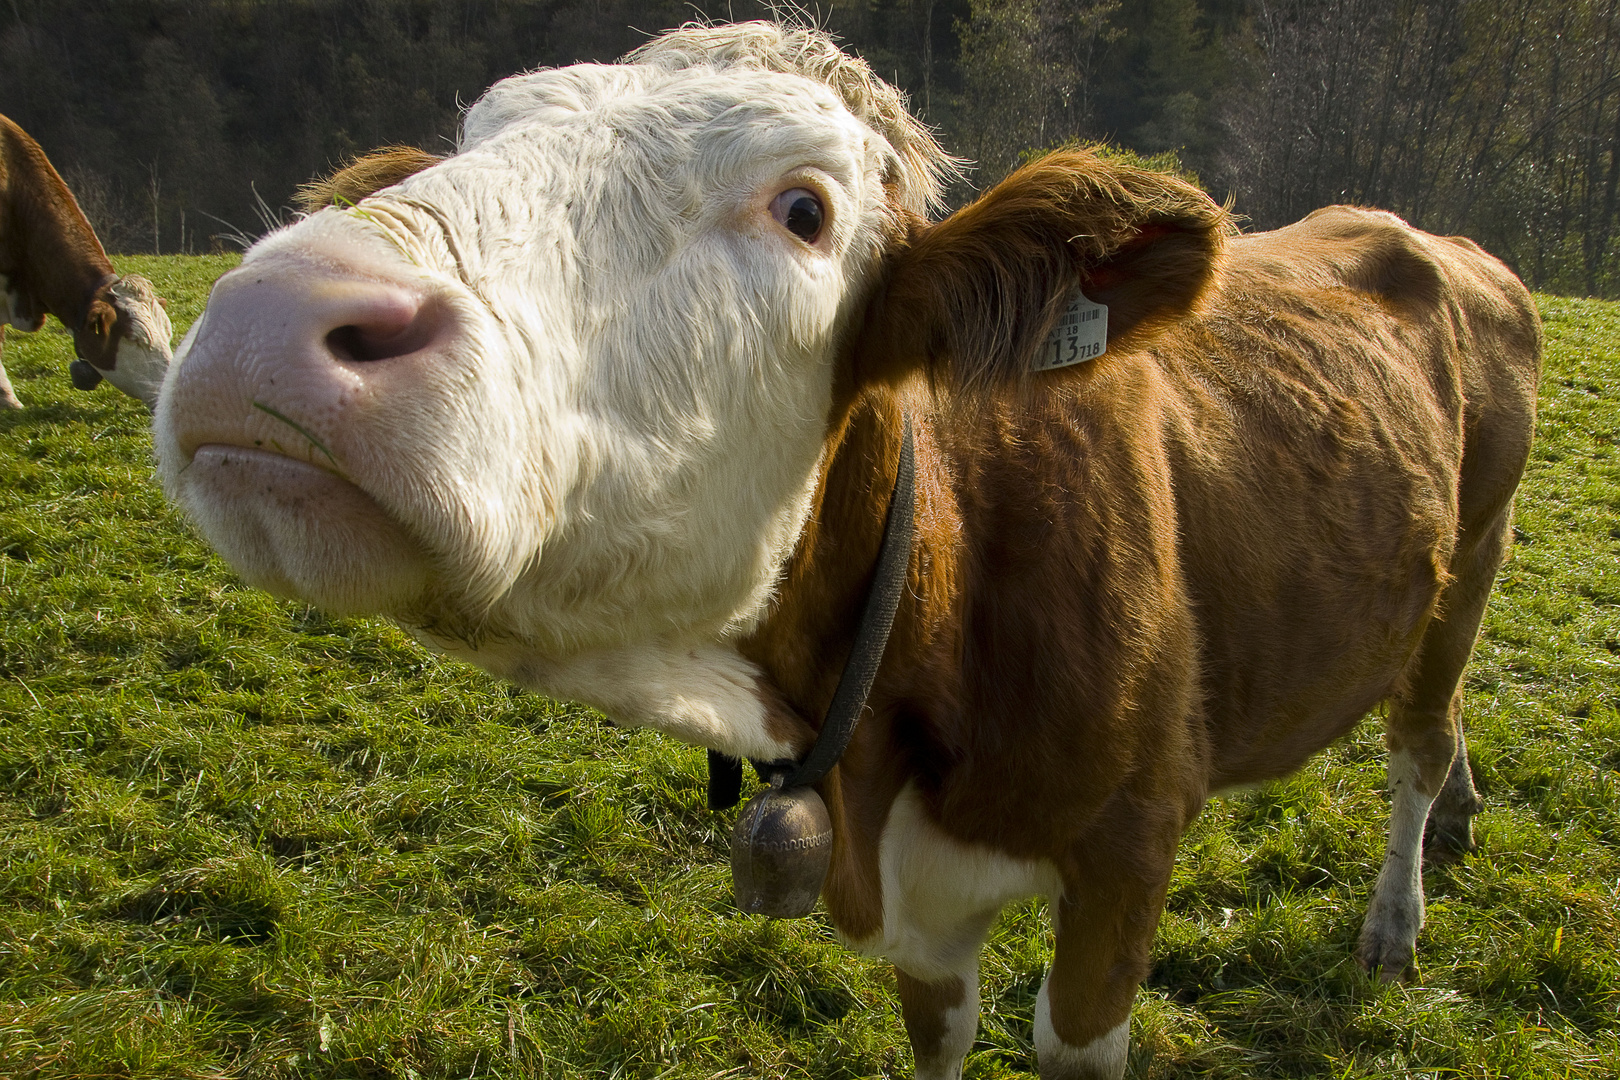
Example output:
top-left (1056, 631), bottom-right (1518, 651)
top-left (90, 299), bottom-right (116, 336)
top-left (294, 146), bottom-right (443, 214)
top-left (856, 150), bottom-right (1231, 393)
top-left (75, 299), bottom-right (120, 370)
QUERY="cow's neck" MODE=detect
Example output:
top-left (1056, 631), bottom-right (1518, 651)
top-left (2, 129), bottom-right (116, 328)
top-left (739, 385), bottom-right (958, 940)
top-left (739, 389), bottom-right (930, 731)
top-left (21, 220), bottom-right (115, 331)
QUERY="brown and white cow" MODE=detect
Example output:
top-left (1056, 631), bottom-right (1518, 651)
top-left (0, 113), bottom-right (172, 409)
top-left (152, 23), bottom-right (1541, 1079)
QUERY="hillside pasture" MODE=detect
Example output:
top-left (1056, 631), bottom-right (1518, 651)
top-left (0, 256), bottom-right (1616, 1078)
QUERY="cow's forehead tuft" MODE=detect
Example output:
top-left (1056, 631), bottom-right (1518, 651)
top-left (450, 67), bottom-right (872, 237)
top-left (459, 22), bottom-right (960, 217)
top-left (461, 64), bottom-right (641, 148)
top-left (463, 63), bottom-right (839, 150)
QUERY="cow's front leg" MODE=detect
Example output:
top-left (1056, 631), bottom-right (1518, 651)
top-left (897, 957), bottom-right (984, 1080)
top-left (1037, 804), bottom-right (1186, 1080)
top-left (0, 326), bottom-right (20, 410)
top-left (859, 786), bottom-right (1052, 1079)
top-left (1037, 885), bottom-right (1157, 1080)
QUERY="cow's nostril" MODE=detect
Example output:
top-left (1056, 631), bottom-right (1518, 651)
top-left (325, 300), bottom-right (442, 363)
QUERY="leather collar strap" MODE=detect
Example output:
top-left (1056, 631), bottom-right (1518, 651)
top-left (708, 412), bottom-right (917, 810)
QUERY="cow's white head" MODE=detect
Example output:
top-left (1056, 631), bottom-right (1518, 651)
top-left (89, 274), bottom-right (174, 406)
top-left (154, 23), bottom-right (958, 655)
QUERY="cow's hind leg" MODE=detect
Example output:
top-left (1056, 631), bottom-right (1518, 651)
top-left (1358, 504), bottom-right (1511, 978)
top-left (1424, 721), bottom-right (1484, 861)
top-left (1358, 730), bottom-right (1444, 979)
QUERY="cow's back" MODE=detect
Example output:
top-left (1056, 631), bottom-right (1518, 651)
top-left (1153, 207), bottom-right (1539, 786)
top-left (1, 113), bottom-right (113, 326)
top-left (0, 114), bottom-right (34, 269)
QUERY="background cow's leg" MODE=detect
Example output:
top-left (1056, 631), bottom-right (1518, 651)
top-left (1360, 502), bottom-right (1513, 977)
top-left (897, 956), bottom-right (984, 1080)
top-left (0, 327), bottom-right (20, 409)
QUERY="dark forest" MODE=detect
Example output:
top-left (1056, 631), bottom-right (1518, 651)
top-left (2, 0), bottom-right (1615, 297)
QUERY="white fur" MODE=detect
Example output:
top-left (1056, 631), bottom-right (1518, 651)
top-left (2, 276), bottom-right (29, 407)
top-left (1034, 994), bottom-right (1129, 1080)
top-left (844, 785), bottom-right (1063, 981)
top-left (102, 274), bottom-right (173, 407)
top-left (0, 276), bottom-right (18, 408)
top-left (913, 962), bottom-right (981, 1080)
top-left (846, 785), bottom-right (1061, 1078)
top-left (434, 634), bottom-right (800, 761)
top-left (0, 327), bottom-right (17, 410)
top-left (155, 27), bottom-right (952, 754)
top-left (1358, 745), bottom-right (1436, 975)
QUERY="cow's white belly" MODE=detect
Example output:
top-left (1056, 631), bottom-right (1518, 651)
top-left (842, 784), bottom-right (1062, 980)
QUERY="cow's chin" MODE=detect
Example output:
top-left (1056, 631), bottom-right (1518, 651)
top-left (177, 445), bottom-right (433, 616)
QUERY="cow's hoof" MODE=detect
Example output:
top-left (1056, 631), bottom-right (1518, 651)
top-left (1423, 817), bottom-right (1477, 864)
top-left (0, 393), bottom-right (21, 410)
top-left (1424, 793), bottom-right (1483, 865)
top-left (1355, 934), bottom-right (1416, 982)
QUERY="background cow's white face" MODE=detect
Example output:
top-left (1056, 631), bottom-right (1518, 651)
top-left (102, 274), bottom-right (173, 406)
top-left (156, 26), bottom-right (948, 658)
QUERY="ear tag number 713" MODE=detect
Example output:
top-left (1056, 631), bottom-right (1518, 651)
top-left (1035, 289), bottom-right (1108, 371)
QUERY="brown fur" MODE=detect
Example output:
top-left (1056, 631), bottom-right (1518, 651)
top-left (739, 149), bottom-right (1541, 1063)
top-left (294, 147), bottom-right (443, 214)
top-left (855, 152), bottom-right (1233, 397)
top-left (896, 969), bottom-right (968, 1070)
top-left (0, 113), bottom-right (128, 395)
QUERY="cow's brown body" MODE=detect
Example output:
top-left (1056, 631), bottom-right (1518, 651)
top-left (0, 113), bottom-right (169, 408)
top-left (743, 198), bottom-right (1539, 1065)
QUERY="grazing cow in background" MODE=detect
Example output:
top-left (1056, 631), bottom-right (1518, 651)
top-left (0, 113), bottom-right (172, 409)
top-left (153, 23), bottom-right (1541, 1079)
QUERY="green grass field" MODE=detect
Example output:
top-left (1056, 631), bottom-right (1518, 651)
top-left (1, 256), bottom-right (1616, 1079)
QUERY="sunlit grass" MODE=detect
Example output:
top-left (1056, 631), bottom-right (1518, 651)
top-left (0, 260), bottom-right (1616, 1077)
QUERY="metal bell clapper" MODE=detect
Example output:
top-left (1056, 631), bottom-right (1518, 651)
top-left (730, 776), bottom-right (833, 918)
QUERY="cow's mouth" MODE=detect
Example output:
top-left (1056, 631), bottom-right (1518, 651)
top-left (178, 444), bottom-right (433, 615)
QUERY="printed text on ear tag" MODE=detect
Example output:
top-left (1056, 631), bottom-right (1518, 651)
top-left (1035, 290), bottom-right (1108, 371)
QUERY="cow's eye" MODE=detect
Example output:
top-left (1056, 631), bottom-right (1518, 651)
top-left (771, 188), bottom-right (825, 243)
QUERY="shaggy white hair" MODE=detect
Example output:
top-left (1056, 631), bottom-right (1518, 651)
top-left (626, 21), bottom-right (962, 217)
top-left (105, 274), bottom-right (174, 407)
